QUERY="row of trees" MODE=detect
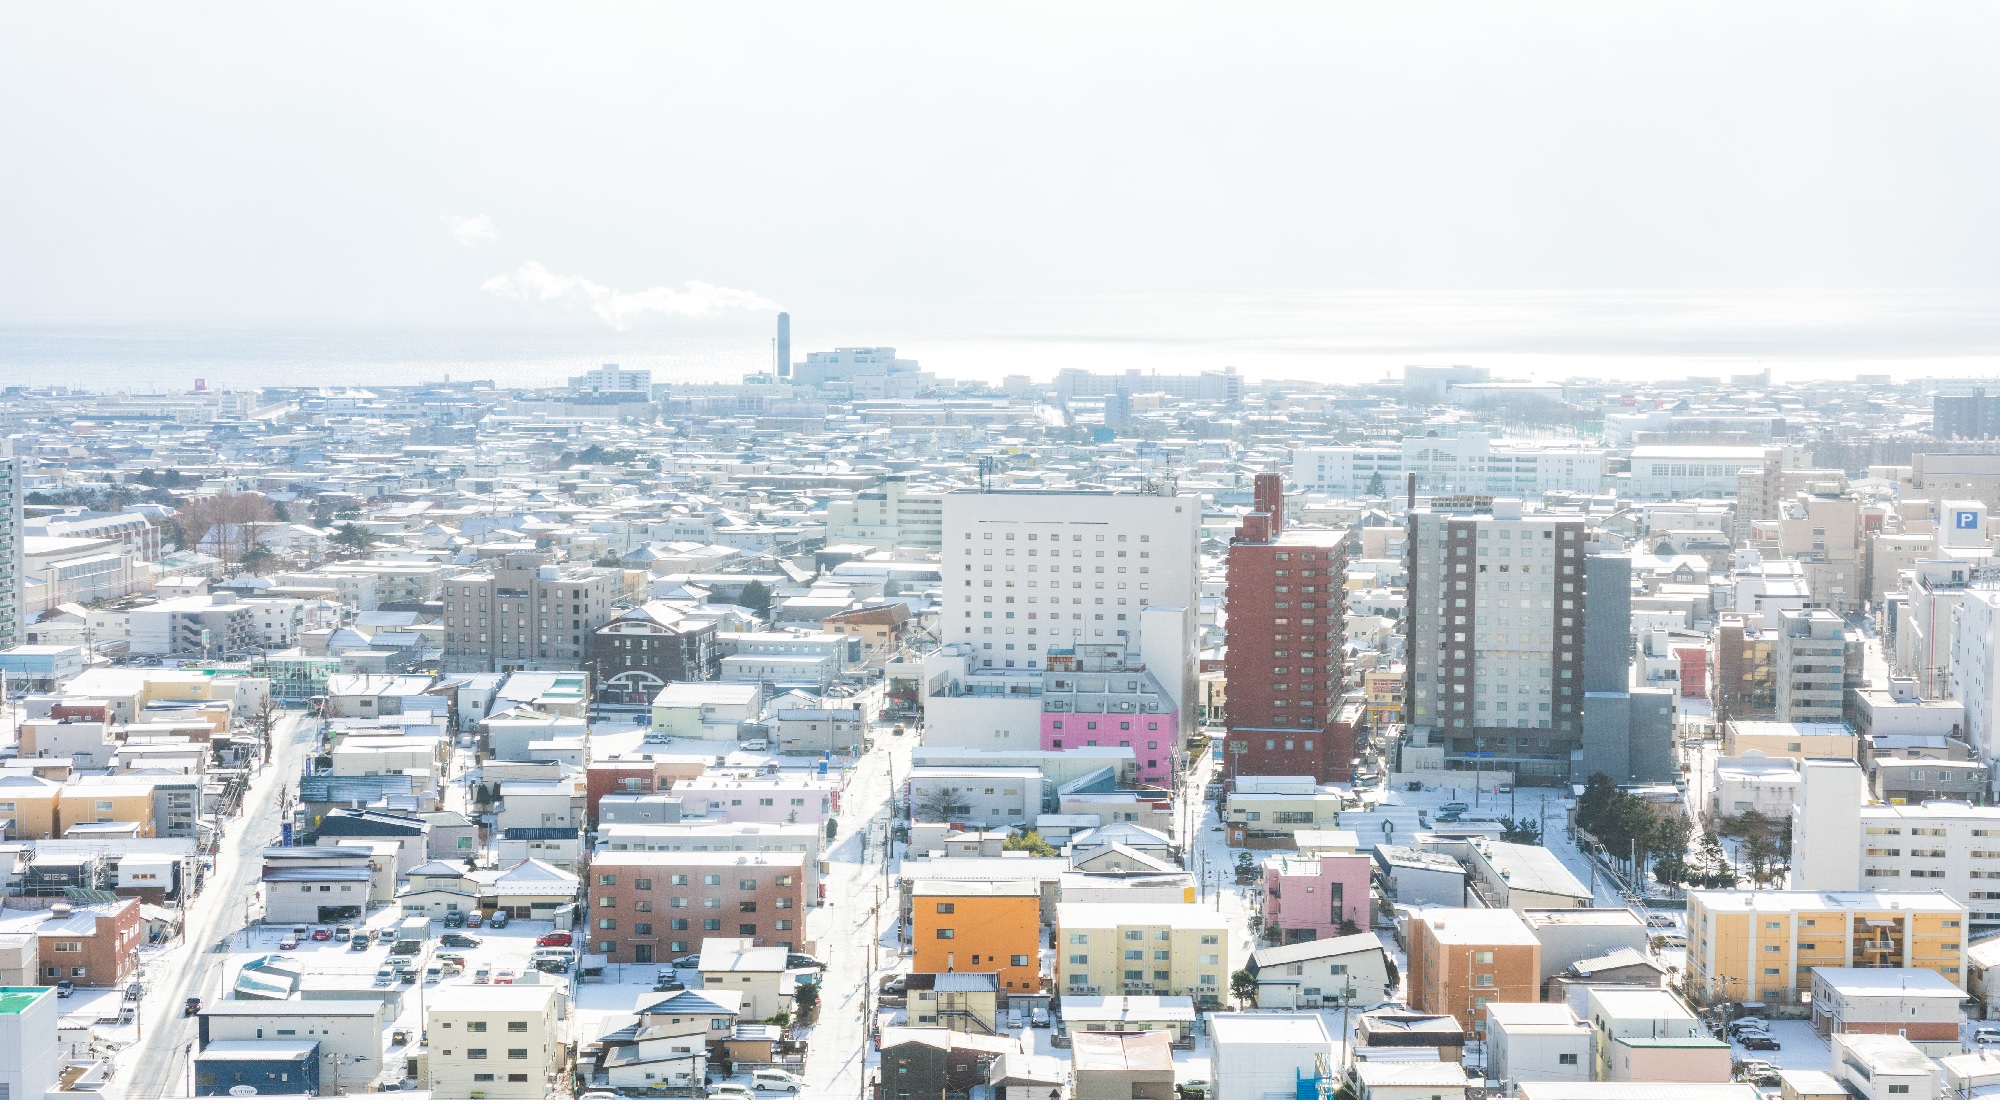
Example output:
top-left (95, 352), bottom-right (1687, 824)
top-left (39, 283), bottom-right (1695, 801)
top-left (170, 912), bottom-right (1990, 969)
top-left (1576, 773), bottom-right (1792, 890)
top-left (1575, 773), bottom-right (1693, 887)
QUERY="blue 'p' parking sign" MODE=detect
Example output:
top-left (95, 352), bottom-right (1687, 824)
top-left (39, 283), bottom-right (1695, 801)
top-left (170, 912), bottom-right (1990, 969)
top-left (1955, 510), bottom-right (1979, 530)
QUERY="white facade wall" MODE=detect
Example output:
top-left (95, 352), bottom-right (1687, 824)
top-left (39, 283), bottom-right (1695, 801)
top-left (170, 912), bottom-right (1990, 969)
top-left (0, 987), bottom-right (58, 1101)
top-left (1710, 756), bottom-right (1800, 818)
top-left (940, 492), bottom-right (1198, 673)
top-left (1293, 437), bottom-right (1605, 498)
top-left (1792, 759), bottom-right (2002, 925)
top-left (1947, 587), bottom-right (1998, 800)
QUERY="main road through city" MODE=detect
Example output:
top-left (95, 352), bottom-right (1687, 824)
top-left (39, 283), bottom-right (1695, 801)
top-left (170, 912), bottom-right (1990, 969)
top-left (120, 710), bottom-right (315, 1099)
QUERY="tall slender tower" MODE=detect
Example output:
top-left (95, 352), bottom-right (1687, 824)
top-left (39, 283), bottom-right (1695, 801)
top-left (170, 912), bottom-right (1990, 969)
top-left (776, 312), bottom-right (791, 378)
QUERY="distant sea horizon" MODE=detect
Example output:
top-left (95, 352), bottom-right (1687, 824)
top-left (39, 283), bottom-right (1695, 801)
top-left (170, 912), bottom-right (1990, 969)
top-left (3, 287), bottom-right (1996, 392)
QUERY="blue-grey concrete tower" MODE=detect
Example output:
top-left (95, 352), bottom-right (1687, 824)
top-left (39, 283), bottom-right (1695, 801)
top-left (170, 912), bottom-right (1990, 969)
top-left (776, 312), bottom-right (790, 378)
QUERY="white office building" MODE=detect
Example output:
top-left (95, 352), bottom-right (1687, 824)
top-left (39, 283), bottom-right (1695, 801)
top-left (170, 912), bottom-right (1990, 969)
top-left (1627, 444), bottom-right (1771, 499)
top-left (824, 478), bottom-right (945, 551)
top-left (1292, 430), bottom-right (1605, 498)
top-left (0, 458), bottom-right (21, 651)
top-left (1946, 585), bottom-right (1998, 800)
top-left (1790, 758), bottom-right (2002, 926)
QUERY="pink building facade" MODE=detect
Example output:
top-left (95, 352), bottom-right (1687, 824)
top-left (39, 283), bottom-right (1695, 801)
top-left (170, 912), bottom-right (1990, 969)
top-left (1040, 710), bottom-right (1178, 789)
top-left (1261, 853), bottom-right (1372, 943)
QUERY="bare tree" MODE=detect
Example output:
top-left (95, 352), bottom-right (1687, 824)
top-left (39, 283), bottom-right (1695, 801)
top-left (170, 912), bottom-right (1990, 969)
top-left (247, 695), bottom-right (281, 764)
top-left (174, 491), bottom-right (279, 568)
top-left (912, 786), bottom-right (970, 823)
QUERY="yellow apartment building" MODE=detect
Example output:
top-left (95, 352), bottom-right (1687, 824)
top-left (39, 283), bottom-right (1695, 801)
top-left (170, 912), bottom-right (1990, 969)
top-left (1056, 902), bottom-right (1229, 1001)
top-left (1688, 890), bottom-right (1966, 1006)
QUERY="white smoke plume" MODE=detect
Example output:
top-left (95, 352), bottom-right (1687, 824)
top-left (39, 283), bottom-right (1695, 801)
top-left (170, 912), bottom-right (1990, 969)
top-left (482, 261), bottom-right (778, 328)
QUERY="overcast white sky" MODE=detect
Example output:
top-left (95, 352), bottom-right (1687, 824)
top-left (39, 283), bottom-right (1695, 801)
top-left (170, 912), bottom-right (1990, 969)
top-left (0, 2), bottom-right (1994, 331)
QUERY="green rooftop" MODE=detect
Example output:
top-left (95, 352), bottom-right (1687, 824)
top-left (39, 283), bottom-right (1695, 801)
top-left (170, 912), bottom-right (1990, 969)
top-left (0, 988), bottom-right (50, 1015)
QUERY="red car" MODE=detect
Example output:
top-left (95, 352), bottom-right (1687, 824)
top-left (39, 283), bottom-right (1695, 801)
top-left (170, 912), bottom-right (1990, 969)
top-left (278, 939), bottom-right (300, 950)
top-left (309, 928), bottom-right (333, 942)
top-left (536, 932), bottom-right (573, 948)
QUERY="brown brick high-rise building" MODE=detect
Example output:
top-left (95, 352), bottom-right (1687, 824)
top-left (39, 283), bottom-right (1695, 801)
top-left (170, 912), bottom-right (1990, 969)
top-left (1222, 474), bottom-right (1352, 782)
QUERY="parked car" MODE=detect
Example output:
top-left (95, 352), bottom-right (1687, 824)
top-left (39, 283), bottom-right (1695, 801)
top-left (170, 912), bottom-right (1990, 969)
top-left (537, 932), bottom-right (574, 949)
top-left (1031, 1006), bottom-right (1051, 1028)
top-left (1728, 1016), bottom-right (1770, 1031)
top-left (349, 932), bottom-right (371, 950)
top-left (1739, 1034), bottom-right (1782, 1052)
top-left (786, 954), bottom-right (825, 970)
top-left (334, 926), bottom-right (352, 940)
top-left (55, 981), bottom-right (74, 998)
top-left (1179, 1078), bottom-right (1213, 1099)
top-left (1977, 1028), bottom-right (2002, 1045)
top-left (708, 1085), bottom-right (756, 1100)
top-left (878, 974), bottom-right (907, 996)
top-left (751, 1070), bottom-right (802, 1092)
top-left (442, 912), bottom-right (466, 929)
top-left (310, 927), bottom-right (333, 942)
top-left (488, 911), bottom-right (509, 929)
top-left (373, 969), bottom-right (394, 987)
top-left (493, 969), bottom-right (516, 985)
top-left (437, 952), bottom-right (467, 966)
top-left (425, 966), bottom-right (443, 983)
top-left (442, 933), bottom-right (482, 948)
top-left (669, 952), bottom-right (700, 968)
top-left (465, 911), bottom-right (484, 929)
top-left (738, 738), bottom-right (771, 752)
top-left (473, 968), bottom-right (492, 984)
top-left (278, 938), bottom-right (300, 950)
top-left (184, 997), bottom-right (202, 1015)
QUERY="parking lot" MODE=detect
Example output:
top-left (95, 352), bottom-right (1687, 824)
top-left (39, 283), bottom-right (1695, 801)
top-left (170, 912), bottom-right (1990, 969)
top-left (217, 904), bottom-right (579, 1089)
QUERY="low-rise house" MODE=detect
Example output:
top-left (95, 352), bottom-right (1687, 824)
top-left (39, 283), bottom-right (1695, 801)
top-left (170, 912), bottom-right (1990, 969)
top-left (1224, 776), bottom-right (1347, 845)
top-left (1710, 752), bottom-right (1800, 818)
top-left (471, 858), bottom-right (580, 923)
top-left (906, 972), bottom-right (1001, 1034)
top-left (0, 897), bottom-right (141, 989)
top-left (1520, 909), bottom-right (1652, 998)
top-left (1247, 933), bottom-right (1392, 1010)
top-left (1467, 841), bottom-right (1593, 910)
top-left (197, 998), bottom-right (385, 1096)
top-left (1261, 852), bottom-right (1373, 944)
top-left (1372, 846), bottom-right (1467, 908)
top-left (1350, 1061), bottom-right (1471, 1100)
top-left (771, 706), bottom-right (865, 755)
top-left (650, 682), bottom-right (760, 739)
top-left (1071, 1030), bottom-right (1175, 1100)
top-left (587, 989), bottom-right (738, 1093)
top-left (1351, 1010), bottom-right (1466, 1063)
top-left (1809, 967), bottom-right (1966, 1056)
top-left (696, 938), bottom-right (800, 1021)
top-left (876, 1028), bottom-right (1016, 1100)
top-left (1207, 1012), bottom-right (1335, 1103)
top-left (193, 1040), bottom-right (319, 1097)
top-left (1483, 1004), bottom-right (1591, 1091)
top-left (1968, 934), bottom-right (2002, 1019)
top-left (1583, 987), bottom-right (1727, 1084)
top-left (1828, 1032), bottom-right (1940, 1100)
top-left (424, 981), bottom-right (567, 1099)
top-left (1056, 994), bottom-right (1197, 1048)
top-left (259, 845), bottom-right (383, 922)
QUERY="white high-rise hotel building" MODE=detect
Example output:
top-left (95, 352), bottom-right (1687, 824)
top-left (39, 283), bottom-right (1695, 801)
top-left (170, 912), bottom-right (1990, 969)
top-left (940, 490), bottom-right (1199, 671)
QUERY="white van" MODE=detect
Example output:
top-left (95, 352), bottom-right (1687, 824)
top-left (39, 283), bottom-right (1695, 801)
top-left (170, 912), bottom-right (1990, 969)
top-left (751, 1070), bottom-right (801, 1092)
top-left (738, 738), bottom-right (772, 752)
